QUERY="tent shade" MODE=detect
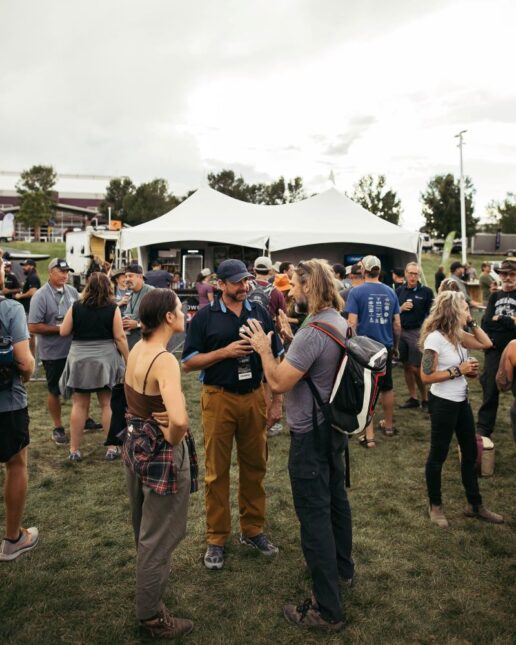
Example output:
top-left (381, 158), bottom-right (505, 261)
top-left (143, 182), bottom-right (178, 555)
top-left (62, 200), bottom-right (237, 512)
top-left (120, 186), bottom-right (419, 255)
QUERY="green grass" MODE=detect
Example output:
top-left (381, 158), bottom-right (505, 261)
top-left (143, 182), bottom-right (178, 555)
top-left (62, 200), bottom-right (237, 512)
top-left (0, 245), bottom-right (514, 643)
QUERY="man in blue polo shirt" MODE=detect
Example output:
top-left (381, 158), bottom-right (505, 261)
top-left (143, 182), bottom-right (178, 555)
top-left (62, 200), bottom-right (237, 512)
top-left (396, 262), bottom-right (433, 411)
top-left (345, 255), bottom-right (401, 446)
top-left (182, 259), bottom-right (283, 570)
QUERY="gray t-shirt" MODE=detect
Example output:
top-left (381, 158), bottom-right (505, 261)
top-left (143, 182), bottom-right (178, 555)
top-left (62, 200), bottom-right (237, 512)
top-left (125, 283), bottom-right (155, 350)
top-left (0, 299), bottom-right (30, 412)
top-left (285, 309), bottom-right (348, 433)
top-left (28, 282), bottom-right (79, 360)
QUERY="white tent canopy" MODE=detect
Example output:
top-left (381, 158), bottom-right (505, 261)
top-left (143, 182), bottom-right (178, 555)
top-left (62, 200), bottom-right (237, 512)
top-left (120, 186), bottom-right (419, 254)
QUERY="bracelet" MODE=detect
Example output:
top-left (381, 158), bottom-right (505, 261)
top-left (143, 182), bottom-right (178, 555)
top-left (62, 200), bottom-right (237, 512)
top-left (469, 320), bottom-right (478, 329)
top-left (447, 368), bottom-right (455, 380)
top-left (453, 366), bottom-right (462, 378)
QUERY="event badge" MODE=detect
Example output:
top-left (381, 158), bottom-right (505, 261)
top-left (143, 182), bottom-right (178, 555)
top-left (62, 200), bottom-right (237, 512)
top-left (237, 356), bottom-right (252, 381)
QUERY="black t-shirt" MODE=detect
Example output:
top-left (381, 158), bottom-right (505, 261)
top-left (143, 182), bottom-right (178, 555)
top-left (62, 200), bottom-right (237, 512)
top-left (72, 301), bottom-right (117, 341)
top-left (396, 283), bottom-right (434, 329)
top-left (182, 297), bottom-right (284, 392)
top-left (144, 270), bottom-right (172, 288)
top-left (4, 273), bottom-right (20, 299)
top-left (435, 270), bottom-right (446, 292)
top-left (22, 271), bottom-right (41, 312)
top-left (482, 289), bottom-right (516, 352)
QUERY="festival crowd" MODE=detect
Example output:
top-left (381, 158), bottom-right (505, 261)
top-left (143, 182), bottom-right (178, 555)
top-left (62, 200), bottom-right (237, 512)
top-left (0, 250), bottom-right (513, 637)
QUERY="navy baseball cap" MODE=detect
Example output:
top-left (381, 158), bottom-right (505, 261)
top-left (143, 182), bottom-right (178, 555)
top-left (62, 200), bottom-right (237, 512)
top-left (125, 263), bottom-right (144, 274)
top-left (217, 259), bottom-right (253, 283)
top-left (20, 258), bottom-right (36, 267)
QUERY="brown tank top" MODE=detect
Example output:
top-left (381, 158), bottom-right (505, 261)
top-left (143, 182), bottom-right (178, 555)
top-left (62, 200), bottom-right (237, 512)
top-left (125, 351), bottom-right (167, 418)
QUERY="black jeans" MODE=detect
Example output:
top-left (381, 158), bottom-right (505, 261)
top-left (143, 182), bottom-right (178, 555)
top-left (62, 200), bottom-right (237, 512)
top-left (426, 392), bottom-right (482, 507)
top-left (288, 423), bottom-right (353, 623)
top-left (477, 349), bottom-right (502, 437)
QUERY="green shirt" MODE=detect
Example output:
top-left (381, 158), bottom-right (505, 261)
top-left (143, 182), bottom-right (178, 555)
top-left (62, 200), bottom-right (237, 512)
top-left (479, 273), bottom-right (494, 303)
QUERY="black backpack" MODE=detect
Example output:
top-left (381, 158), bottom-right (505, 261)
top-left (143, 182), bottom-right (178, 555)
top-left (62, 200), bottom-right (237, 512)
top-left (305, 320), bottom-right (388, 436)
top-left (0, 296), bottom-right (16, 391)
top-left (248, 281), bottom-right (274, 311)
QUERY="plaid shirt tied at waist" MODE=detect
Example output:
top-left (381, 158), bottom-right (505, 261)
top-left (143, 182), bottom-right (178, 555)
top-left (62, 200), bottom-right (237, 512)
top-left (122, 415), bottom-right (199, 496)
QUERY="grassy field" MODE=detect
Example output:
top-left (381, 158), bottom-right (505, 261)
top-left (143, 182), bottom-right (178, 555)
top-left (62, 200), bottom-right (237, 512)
top-left (0, 245), bottom-right (515, 643)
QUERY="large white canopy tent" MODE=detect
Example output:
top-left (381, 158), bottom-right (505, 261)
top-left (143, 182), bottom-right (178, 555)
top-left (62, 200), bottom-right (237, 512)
top-left (120, 186), bottom-right (419, 255)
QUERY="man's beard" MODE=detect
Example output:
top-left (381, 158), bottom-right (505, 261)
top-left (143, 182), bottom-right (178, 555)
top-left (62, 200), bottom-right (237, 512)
top-left (503, 279), bottom-right (516, 291)
top-left (294, 297), bottom-right (308, 314)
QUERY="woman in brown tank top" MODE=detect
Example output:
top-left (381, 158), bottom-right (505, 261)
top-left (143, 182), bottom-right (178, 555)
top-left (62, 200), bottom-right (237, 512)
top-left (123, 288), bottom-right (194, 639)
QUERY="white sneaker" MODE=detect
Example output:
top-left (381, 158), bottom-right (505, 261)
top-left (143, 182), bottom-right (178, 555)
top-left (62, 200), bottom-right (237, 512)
top-left (0, 527), bottom-right (39, 561)
top-left (267, 422), bottom-right (283, 437)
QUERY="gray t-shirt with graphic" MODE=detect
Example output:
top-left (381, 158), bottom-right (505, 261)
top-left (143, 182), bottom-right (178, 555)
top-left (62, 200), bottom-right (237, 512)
top-left (285, 308), bottom-right (348, 433)
top-left (0, 299), bottom-right (30, 412)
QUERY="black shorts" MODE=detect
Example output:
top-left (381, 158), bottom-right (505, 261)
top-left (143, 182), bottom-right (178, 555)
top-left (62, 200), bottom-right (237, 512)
top-left (379, 349), bottom-right (393, 392)
top-left (42, 358), bottom-right (67, 396)
top-left (399, 328), bottom-right (422, 367)
top-left (0, 407), bottom-right (30, 463)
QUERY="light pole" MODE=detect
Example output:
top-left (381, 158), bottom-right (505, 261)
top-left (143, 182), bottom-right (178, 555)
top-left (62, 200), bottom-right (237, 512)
top-left (455, 129), bottom-right (467, 265)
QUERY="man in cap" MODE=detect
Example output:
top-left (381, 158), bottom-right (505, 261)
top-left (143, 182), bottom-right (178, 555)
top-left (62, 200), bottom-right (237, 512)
top-left (340, 263), bottom-right (363, 307)
top-left (28, 259), bottom-right (93, 445)
top-left (448, 261), bottom-right (470, 301)
top-left (1, 261), bottom-right (21, 299)
top-left (144, 259), bottom-right (173, 289)
top-left (345, 255), bottom-right (401, 445)
top-left (122, 263), bottom-right (155, 350)
top-left (477, 259), bottom-right (516, 437)
top-left (250, 256), bottom-right (286, 320)
top-left (182, 259), bottom-right (284, 570)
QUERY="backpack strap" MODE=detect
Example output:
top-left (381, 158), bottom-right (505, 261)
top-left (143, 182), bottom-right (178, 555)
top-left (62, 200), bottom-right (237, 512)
top-left (142, 351), bottom-right (168, 394)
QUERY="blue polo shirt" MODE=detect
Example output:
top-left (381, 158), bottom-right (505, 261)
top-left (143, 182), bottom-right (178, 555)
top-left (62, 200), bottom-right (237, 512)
top-left (182, 297), bottom-right (284, 392)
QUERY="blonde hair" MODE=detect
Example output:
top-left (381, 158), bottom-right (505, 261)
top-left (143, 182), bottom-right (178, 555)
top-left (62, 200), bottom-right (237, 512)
top-left (295, 259), bottom-right (344, 314)
top-left (419, 290), bottom-right (466, 349)
top-left (438, 277), bottom-right (460, 293)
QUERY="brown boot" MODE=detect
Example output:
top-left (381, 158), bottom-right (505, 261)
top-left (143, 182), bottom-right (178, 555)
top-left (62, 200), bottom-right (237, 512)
top-left (283, 599), bottom-right (344, 632)
top-left (429, 505), bottom-right (449, 528)
top-left (464, 504), bottom-right (504, 524)
top-left (139, 607), bottom-right (193, 639)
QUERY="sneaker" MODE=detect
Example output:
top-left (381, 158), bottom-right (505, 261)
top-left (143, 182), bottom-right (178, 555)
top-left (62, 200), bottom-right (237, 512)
top-left (399, 397), bottom-right (420, 409)
top-left (239, 532), bottom-right (279, 556)
top-left (68, 450), bottom-right (82, 462)
top-left (420, 400), bottom-right (429, 412)
top-left (267, 422), bottom-right (283, 438)
top-left (139, 606), bottom-right (193, 639)
top-left (464, 504), bottom-right (504, 524)
top-left (104, 446), bottom-right (121, 461)
top-left (283, 599), bottom-right (344, 631)
top-left (0, 527), bottom-right (39, 562)
top-left (84, 417), bottom-right (102, 433)
top-left (52, 427), bottom-right (69, 445)
top-left (204, 544), bottom-right (225, 570)
top-left (429, 505), bottom-right (449, 528)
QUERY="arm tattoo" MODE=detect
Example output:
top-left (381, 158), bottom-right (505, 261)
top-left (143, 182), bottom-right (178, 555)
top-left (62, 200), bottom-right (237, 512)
top-left (422, 349), bottom-right (437, 375)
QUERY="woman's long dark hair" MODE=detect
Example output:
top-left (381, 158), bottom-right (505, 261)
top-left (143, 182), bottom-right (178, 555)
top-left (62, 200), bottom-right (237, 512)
top-left (81, 272), bottom-right (114, 308)
top-left (139, 289), bottom-right (180, 338)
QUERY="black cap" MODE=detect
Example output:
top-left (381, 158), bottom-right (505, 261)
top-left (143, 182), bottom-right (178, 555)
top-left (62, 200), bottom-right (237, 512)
top-left (151, 259), bottom-right (162, 267)
top-left (495, 259), bottom-right (516, 273)
top-left (125, 263), bottom-right (144, 274)
top-left (450, 261), bottom-right (465, 273)
top-left (392, 267), bottom-right (405, 277)
top-left (217, 259), bottom-right (253, 283)
top-left (20, 258), bottom-right (36, 267)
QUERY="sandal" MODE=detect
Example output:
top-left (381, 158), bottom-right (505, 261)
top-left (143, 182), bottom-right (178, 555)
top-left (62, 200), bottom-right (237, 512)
top-left (359, 436), bottom-right (376, 448)
top-left (379, 420), bottom-right (397, 437)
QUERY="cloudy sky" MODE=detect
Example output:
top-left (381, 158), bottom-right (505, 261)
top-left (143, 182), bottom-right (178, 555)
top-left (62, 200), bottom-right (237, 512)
top-left (1, 0), bottom-right (514, 229)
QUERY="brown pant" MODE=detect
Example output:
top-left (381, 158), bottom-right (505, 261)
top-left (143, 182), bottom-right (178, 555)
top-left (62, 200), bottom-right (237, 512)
top-left (201, 385), bottom-right (267, 546)
top-left (125, 440), bottom-right (190, 621)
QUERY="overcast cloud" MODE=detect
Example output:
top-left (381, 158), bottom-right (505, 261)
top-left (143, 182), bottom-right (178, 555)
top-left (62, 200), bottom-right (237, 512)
top-left (1, 0), bottom-right (514, 229)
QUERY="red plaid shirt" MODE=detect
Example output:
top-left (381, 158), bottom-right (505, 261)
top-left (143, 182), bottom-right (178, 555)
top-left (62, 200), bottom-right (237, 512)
top-left (122, 416), bottom-right (198, 496)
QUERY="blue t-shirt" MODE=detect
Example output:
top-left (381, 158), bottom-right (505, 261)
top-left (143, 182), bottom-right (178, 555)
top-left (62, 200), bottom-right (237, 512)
top-left (0, 298), bottom-right (30, 412)
top-left (345, 281), bottom-right (400, 347)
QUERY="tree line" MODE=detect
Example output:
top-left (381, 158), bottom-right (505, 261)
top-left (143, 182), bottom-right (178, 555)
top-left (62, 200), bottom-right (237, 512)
top-left (14, 164), bottom-right (516, 237)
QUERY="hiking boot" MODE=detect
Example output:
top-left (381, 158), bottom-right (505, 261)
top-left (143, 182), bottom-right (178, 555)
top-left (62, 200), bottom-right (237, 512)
top-left (139, 606), bottom-right (193, 639)
top-left (84, 417), bottom-right (102, 433)
top-left (239, 532), bottom-right (279, 556)
top-left (52, 427), bottom-right (69, 445)
top-left (400, 397), bottom-right (419, 409)
top-left (0, 527), bottom-right (39, 561)
top-left (464, 504), bottom-right (504, 524)
top-left (267, 422), bottom-right (283, 437)
top-left (204, 544), bottom-right (224, 570)
top-left (429, 505), bottom-right (449, 528)
top-left (68, 450), bottom-right (82, 463)
top-left (283, 599), bottom-right (344, 631)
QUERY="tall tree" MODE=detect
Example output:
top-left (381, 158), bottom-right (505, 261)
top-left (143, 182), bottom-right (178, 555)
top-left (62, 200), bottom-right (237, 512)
top-left (207, 170), bottom-right (250, 201)
top-left (122, 178), bottom-right (179, 226)
top-left (421, 173), bottom-right (478, 238)
top-left (100, 177), bottom-right (135, 219)
top-left (207, 169), bottom-right (305, 204)
top-left (349, 174), bottom-right (402, 224)
top-left (16, 164), bottom-right (57, 238)
top-left (482, 193), bottom-right (516, 234)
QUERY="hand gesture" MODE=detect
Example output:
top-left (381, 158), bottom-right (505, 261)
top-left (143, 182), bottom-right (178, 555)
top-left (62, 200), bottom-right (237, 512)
top-left (277, 310), bottom-right (294, 343)
top-left (225, 339), bottom-right (253, 358)
top-left (240, 318), bottom-right (273, 355)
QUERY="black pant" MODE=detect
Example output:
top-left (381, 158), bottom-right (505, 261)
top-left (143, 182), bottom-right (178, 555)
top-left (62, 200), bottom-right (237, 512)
top-left (477, 349), bottom-right (502, 437)
top-left (426, 393), bottom-right (482, 507)
top-left (288, 424), bottom-right (353, 623)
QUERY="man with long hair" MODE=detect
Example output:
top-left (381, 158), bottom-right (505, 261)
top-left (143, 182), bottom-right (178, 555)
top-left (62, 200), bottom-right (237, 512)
top-left (244, 259), bottom-right (352, 632)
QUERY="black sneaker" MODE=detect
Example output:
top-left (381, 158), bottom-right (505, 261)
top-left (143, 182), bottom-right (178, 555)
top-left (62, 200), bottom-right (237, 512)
top-left (52, 427), bottom-right (69, 445)
top-left (239, 532), bottom-right (279, 556)
top-left (84, 417), bottom-right (102, 432)
top-left (399, 397), bottom-right (420, 409)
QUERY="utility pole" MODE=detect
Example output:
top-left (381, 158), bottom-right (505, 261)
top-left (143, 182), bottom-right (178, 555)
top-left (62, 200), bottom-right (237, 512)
top-left (455, 130), bottom-right (467, 265)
